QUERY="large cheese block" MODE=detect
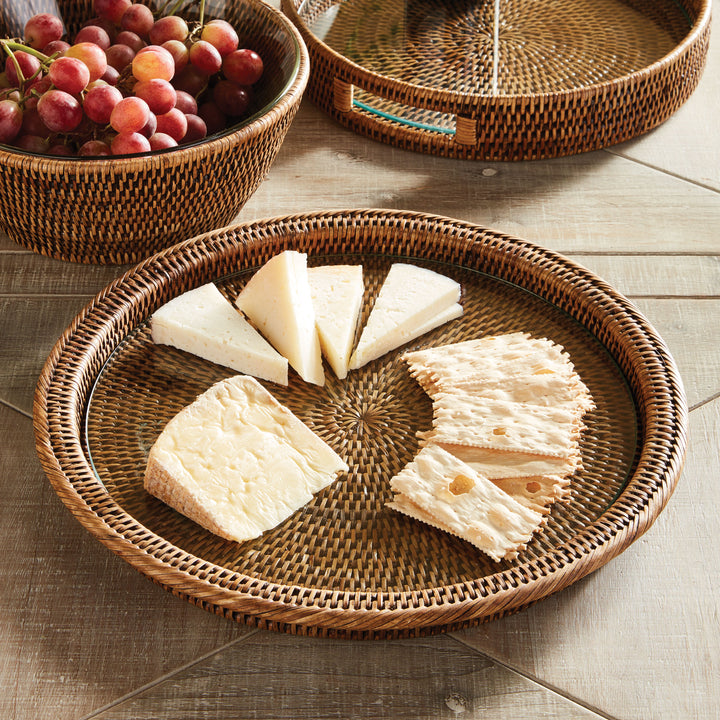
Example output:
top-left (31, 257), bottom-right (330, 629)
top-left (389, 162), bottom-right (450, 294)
top-left (150, 283), bottom-right (288, 385)
top-left (235, 251), bottom-right (325, 386)
top-left (144, 375), bottom-right (348, 543)
top-left (349, 264), bottom-right (462, 369)
top-left (307, 264), bottom-right (364, 379)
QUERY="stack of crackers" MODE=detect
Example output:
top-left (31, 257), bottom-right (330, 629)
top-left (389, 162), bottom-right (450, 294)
top-left (387, 332), bottom-right (595, 562)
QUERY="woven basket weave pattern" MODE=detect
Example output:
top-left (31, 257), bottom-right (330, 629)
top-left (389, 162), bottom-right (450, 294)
top-left (0, 0), bottom-right (308, 264)
top-left (34, 210), bottom-right (687, 637)
top-left (283, 0), bottom-right (710, 160)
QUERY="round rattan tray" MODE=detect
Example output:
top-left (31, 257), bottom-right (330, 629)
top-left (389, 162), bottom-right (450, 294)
top-left (281, 0), bottom-right (711, 160)
top-left (34, 210), bottom-right (686, 637)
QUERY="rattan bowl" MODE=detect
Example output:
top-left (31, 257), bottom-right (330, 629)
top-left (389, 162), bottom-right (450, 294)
top-left (0, 0), bottom-right (309, 264)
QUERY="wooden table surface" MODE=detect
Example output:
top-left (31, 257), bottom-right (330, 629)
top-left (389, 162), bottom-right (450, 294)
top-left (2, 7), bottom-right (718, 719)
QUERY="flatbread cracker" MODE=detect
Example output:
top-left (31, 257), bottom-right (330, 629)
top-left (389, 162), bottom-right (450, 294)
top-left (428, 371), bottom-right (594, 417)
top-left (429, 393), bottom-right (583, 457)
top-left (388, 444), bottom-right (544, 561)
top-left (403, 332), bottom-right (575, 394)
top-left (427, 443), bottom-right (582, 479)
top-left (491, 475), bottom-right (572, 515)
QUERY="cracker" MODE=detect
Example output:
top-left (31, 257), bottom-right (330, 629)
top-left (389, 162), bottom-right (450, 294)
top-left (491, 475), bottom-right (572, 515)
top-left (431, 371), bottom-right (594, 417)
top-left (388, 444), bottom-right (544, 561)
top-left (403, 332), bottom-right (575, 394)
top-left (427, 443), bottom-right (582, 479)
top-left (429, 393), bottom-right (583, 457)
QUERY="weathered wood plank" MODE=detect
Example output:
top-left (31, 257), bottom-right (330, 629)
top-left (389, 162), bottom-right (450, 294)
top-left (0, 404), bottom-right (251, 720)
top-left (453, 396), bottom-right (720, 720)
top-left (88, 632), bottom-right (608, 720)
top-left (238, 103), bottom-right (720, 254)
top-left (609, 10), bottom-right (720, 191)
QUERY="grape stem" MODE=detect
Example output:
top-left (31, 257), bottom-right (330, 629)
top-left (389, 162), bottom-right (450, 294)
top-left (0, 39), bottom-right (50, 63)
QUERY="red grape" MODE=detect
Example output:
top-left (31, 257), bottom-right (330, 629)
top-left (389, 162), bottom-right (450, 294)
top-left (138, 111), bottom-right (157, 138)
top-left (161, 40), bottom-right (189, 73)
top-left (94, 0), bottom-right (132, 25)
top-left (189, 40), bottom-right (222, 76)
top-left (43, 40), bottom-right (71, 56)
top-left (83, 83), bottom-right (123, 123)
top-left (133, 78), bottom-right (177, 115)
top-left (121, 4), bottom-right (154, 37)
top-left (48, 56), bottom-right (91, 94)
top-left (110, 95), bottom-right (150, 133)
top-left (200, 20), bottom-right (239, 57)
top-left (198, 101), bottom-right (226, 134)
top-left (5, 51), bottom-right (42, 87)
top-left (111, 130), bottom-right (151, 155)
top-left (78, 139), bottom-right (112, 156)
top-left (20, 106), bottom-right (50, 136)
top-left (174, 90), bottom-right (197, 114)
top-left (74, 24), bottom-right (112, 50)
top-left (183, 113), bottom-right (207, 142)
top-left (101, 64), bottom-right (120, 84)
top-left (0, 99), bottom-right (23, 143)
top-left (172, 65), bottom-right (207, 96)
top-left (47, 141), bottom-right (74, 156)
top-left (133, 46), bottom-right (175, 82)
top-left (155, 107), bottom-right (187, 141)
top-left (116, 30), bottom-right (145, 52)
top-left (222, 49), bottom-right (264, 86)
top-left (212, 80), bottom-right (251, 116)
top-left (37, 89), bottom-right (84, 132)
top-left (65, 43), bottom-right (108, 82)
top-left (149, 16), bottom-right (189, 45)
top-left (148, 131), bottom-right (177, 150)
top-left (106, 43), bottom-right (136, 71)
top-left (25, 75), bottom-right (53, 97)
top-left (24, 13), bottom-right (64, 51)
top-left (15, 134), bottom-right (49, 152)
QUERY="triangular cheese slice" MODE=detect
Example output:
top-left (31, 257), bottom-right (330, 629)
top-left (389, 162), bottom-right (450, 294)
top-left (349, 264), bottom-right (461, 369)
top-left (144, 375), bottom-right (348, 543)
top-left (387, 444), bottom-right (544, 561)
top-left (235, 251), bottom-right (325, 386)
top-left (150, 283), bottom-right (288, 385)
top-left (307, 264), bottom-right (364, 379)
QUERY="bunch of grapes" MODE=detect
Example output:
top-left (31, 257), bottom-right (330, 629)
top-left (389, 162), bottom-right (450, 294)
top-left (0, 0), bottom-right (265, 156)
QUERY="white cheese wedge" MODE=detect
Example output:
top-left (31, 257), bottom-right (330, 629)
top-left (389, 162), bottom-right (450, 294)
top-left (307, 264), bottom-right (364, 379)
top-left (144, 375), bottom-right (348, 543)
top-left (349, 264), bottom-right (462, 369)
top-left (150, 283), bottom-right (288, 385)
top-left (235, 250), bottom-right (325, 386)
top-left (410, 302), bottom-right (463, 341)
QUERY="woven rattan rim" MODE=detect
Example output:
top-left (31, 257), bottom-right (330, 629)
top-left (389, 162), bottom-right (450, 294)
top-left (33, 210), bottom-right (687, 637)
top-left (281, 0), bottom-right (711, 160)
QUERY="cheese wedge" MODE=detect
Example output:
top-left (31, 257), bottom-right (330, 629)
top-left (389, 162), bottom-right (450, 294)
top-left (144, 375), bottom-right (348, 543)
top-left (235, 250), bottom-right (325, 386)
top-left (349, 264), bottom-right (462, 369)
top-left (150, 283), bottom-right (288, 385)
top-left (388, 444), bottom-right (544, 561)
top-left (307, 264), bottom-right (364, 379)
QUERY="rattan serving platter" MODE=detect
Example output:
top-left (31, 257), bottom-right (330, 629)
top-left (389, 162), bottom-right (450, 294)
top-left (34, 210), bottom-right (687, 637)
top-left (281, 0), bottom-right (711, 160)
